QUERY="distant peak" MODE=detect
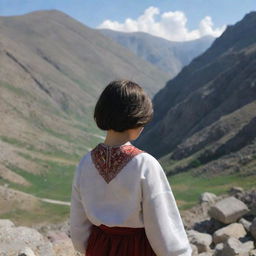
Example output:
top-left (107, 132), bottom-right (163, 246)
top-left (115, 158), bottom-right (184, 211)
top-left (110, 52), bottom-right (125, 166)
top-left (237, 11), bottom-right (256, 26)
top-left (244, 11), bottom-right (256, 18)
top-left (26, 9), bottom-right (66, 16)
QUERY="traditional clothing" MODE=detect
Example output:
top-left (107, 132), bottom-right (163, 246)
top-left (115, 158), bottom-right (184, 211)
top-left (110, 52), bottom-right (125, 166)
top-left (70, 141), bottom-right (192, 256)
top-left (86, 224), bottom-right (156, 256)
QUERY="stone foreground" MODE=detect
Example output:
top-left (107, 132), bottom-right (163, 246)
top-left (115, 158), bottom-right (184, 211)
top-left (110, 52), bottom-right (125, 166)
top-left (1, 187), bottom-right (256, 256)
top-left (186, 188), bottom-right (256, 256)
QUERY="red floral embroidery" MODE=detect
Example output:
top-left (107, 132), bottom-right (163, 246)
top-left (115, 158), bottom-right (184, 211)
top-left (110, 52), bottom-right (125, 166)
top-left (91, 143), bottom-right (144, 184)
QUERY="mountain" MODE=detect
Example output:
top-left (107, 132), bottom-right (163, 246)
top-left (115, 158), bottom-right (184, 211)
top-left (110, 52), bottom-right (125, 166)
top-left (99, 29), bottom-right (215, 78)
top-left (135, 11), bottom-right (256, 177)
top-left (0, 10), bottom-right (169, 194)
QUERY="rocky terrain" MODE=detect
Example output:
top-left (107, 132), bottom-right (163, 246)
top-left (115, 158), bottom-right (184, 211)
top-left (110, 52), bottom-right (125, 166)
top-left (135, 11), bottom-right (256, 178)
top-left (0, 187), bottom-right (255, 255)
top-left (0, 219), bottom-right (75, 256)
top-left (100, 29), bottom-right (215, 77)
top-left (182, 187), bottom-right (256, 255)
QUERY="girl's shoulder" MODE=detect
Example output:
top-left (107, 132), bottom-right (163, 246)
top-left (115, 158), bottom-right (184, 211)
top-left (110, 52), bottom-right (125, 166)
top-left (131, 148), bottom-right (167, 178)
top-left (76, 151), bottom-right (92, 169)
top-left (131, 146), bottom-right (158, 161)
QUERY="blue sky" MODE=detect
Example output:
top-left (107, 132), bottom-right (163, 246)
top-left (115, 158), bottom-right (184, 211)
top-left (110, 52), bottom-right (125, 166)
top-left (0, 0), bottom-right (255, 41)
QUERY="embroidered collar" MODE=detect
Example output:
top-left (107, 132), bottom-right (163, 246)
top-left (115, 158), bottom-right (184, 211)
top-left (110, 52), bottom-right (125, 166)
top-left (91, 142), bottom-right (143, 183)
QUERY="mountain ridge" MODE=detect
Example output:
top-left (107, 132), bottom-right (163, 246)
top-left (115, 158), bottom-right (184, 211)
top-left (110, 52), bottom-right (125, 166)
top-left (135, 11), bottom-right (256, 177)
top-left (99, 28), bottom-right (215, 78)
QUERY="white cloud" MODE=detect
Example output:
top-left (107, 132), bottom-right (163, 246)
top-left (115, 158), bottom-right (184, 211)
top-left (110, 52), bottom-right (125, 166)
top-left (98, 7), bottom-right (226, 41)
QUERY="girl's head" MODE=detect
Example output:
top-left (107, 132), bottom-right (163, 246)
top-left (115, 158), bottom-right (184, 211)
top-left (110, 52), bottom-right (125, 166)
top-left (94, 80), bottom-right (153, 132)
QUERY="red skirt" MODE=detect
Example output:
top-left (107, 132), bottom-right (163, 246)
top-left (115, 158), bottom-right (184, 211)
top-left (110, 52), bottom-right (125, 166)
top-left (86, 224), bottom-right (157, 256)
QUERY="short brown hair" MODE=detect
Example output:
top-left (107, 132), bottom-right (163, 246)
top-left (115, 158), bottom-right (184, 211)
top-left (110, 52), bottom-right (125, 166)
top-left (94, 80), bottom-right (153, 132)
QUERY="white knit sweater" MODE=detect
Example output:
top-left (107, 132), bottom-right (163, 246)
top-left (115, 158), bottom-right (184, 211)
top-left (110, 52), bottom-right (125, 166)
top-left (70, 141), bottom-right (192, 255)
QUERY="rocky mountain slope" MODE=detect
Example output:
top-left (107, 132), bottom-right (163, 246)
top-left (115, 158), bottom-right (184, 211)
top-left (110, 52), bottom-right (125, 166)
top-left (135, 11), bottom-right (256, 177)
top-left (99, 29), bottom-right (215, 78)
top-left (0, 10), bottom-right (169, 190)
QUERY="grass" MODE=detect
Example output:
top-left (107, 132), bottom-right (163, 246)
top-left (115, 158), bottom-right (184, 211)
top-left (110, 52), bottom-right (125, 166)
top-left (0, 80), bottom-right (65, 117)
top-left (6, 158), bottom-right (76, 201)
top-left (1, 80), bottom-right (32, 97)
top-left (0, 135), bottom-right (82, 161)
top-left (0, 135), bottom-right (35, 150)
top-left (169, 170), bottom-right (256, 210)
top-left (0, 201), bottom-right (70, 227)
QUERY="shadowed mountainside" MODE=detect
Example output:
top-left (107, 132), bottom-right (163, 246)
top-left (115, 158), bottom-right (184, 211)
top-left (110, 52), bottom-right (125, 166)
top-left (135, 11), bottom-right (256, 177)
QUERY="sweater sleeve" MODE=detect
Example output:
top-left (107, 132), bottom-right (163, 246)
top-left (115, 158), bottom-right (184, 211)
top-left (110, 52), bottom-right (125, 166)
top-left (70, 165), bottom-right (93, 254)
top-left (141, 153), bottom-right (192, 256)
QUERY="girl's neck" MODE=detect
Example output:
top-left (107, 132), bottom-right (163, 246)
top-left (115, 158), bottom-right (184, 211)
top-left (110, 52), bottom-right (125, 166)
top-left (103, 130), bottom-right (130, 147)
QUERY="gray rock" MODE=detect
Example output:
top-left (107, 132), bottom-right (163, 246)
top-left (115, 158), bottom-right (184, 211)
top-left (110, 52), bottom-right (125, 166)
top-left (250, 218), bottom-right (256, 240)
top-left (239, 218), bottom-right (252, 232)
top-left (229, 187), bottom-right (244, 195)
top-left (0, 225), bottom-right (54, 256)
top-left (198, 252), bottom-right (213, 256)
top-left (213, 223), bottom-right (247, 244)
top-left (0, 219), bottom-right (15, 229)
top-left (213, 243), bottom-right (224, 256)
top-left (200, 193), bottom-right (218, 204)
top-left (242, 241), bottom-right (255, 252)
top-left (208, 197), bottom-right (249, 224)
top-left (46, 231), bottom-right (69, 243)
top-left (217, 237), bottom-right (253, 256)
top-left (237, 190), bottom-right (256, 215)
top-left (250, 249), bottom-right (256, 256)
top-left (243, 240), bottom-right (255, 251)
top-left (191, 243), bottom-right (198, 256)
top-left (18, 247), bottom-right (36, 256)
top-left (187, 230), bottom-right (212, 253)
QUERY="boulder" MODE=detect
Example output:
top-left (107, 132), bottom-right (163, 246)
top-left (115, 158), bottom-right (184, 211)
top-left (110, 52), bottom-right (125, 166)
top-left (239, 218), bottom-right (252, 232)
top-left (0, 224), bottom-right (54, 256)
top-left (213, 223), bottom-right (247, 244)
top-left (46, 231), bottom-right (77, 256)
top-left (213, 243), bottom-right (224, 256)
top-left (250, 249), bottom-right (256, 256)
top-left (208, 197), bottom-right (249, 224)
top-left (198, 252), bottom-right (213, 256)
top-left (18, 247), bottom-right (36, 256)
top-left (237, 189), bottom-right (256, 215)
top-left (229, 187), bottom-right (244, 195)
top-left (242, 241), bottom-right (255, 252)
top-left (200, 193), bottom-right (218, 204)
top-left (46, 231), bottom-right (69, 243)
top-left (250, 218), bottom-right (256, 240)
top-left (216, 237), bottom-right (254, 256)
top-left (191, 243), bottom-right (198, 256)
top-left (187, 230), bottom-right (213, 253)
top-left (0, 219), bottom-right (15, 229)
top-left (52, 239), bottom-right (77, 256)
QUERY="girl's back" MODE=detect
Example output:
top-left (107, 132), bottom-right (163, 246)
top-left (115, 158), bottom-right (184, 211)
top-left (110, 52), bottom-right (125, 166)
top-left (70, 80), bottom-right (192, 256)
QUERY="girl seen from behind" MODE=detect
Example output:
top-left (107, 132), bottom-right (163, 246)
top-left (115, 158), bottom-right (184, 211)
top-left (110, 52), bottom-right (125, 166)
top-left (70, 80), bottom-right (192, 256)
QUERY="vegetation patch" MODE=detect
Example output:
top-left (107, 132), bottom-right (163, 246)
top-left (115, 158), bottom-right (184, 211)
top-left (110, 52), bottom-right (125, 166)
top-left (0, 135), bottom-right (35, 150)
top-left (169, 170), bottom-right (256, 211)
top-left (0, 201), bottom-right (70, 227)
top-left (1, 81), bottom-right (33, 97)
top-left (0, 135), bottom-right (81, 161)
top-left (5, 159), bottom-right (75, 202)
